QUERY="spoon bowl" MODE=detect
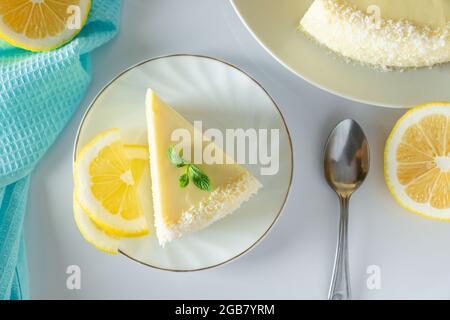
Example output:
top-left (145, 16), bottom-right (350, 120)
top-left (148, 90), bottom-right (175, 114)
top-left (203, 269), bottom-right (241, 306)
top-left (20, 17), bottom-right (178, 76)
top-left (324, 119), bottom-right (370, 197)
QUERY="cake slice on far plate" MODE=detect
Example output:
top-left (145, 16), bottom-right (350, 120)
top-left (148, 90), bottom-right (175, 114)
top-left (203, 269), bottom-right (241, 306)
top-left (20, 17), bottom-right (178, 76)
top-left (299, 0), bottom-right (450, 68)
top-left (145, 89), bottom-right (262, 246)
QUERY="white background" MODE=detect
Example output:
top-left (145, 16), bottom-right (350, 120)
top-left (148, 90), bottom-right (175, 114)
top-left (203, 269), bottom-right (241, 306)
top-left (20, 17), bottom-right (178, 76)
top-left (26, 0), bottom-right (450, 299)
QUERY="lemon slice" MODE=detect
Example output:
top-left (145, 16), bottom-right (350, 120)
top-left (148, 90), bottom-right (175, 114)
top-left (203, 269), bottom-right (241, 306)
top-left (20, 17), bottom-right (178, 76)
top-left (385, 102), bottom-right (450, 219)
top-left (73, 196), bottom-right (120, 254)
top-left (0, 0), bottom-right (91, 52)
top-left (73, 144), bottom-right (149, 253)
top-left (74, 129), bottom-right (150, 237)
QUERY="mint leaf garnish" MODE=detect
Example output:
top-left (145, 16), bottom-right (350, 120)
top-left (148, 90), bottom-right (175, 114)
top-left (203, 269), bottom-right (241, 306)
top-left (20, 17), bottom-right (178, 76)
top-left (167, 145), bottom-right (185, 167)
top-left (179, 173), bottom-right (189, 188)
top-left (190, 165), bottom-right (212, 192)
top-left (167, 145), bottom-right (211, 192)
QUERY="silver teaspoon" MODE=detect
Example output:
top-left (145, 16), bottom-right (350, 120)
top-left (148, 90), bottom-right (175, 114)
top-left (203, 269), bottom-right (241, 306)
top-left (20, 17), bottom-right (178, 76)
top-left (324, 119), bottom-right (370, 300)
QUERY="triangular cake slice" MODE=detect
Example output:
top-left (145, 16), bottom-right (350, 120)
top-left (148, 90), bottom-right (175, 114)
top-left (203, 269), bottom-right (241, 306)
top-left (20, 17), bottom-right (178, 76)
top-left (145, 89), bottom-right (262, 245)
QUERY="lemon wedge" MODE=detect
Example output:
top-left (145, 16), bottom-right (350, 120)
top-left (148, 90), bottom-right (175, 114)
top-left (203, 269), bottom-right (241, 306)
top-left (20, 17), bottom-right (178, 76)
top-left (385, 102), bottom-right (450, 219)
top-left (0, 0), bottom-right (91, 52)
top-left (74, 129), bottom-right (150, 237)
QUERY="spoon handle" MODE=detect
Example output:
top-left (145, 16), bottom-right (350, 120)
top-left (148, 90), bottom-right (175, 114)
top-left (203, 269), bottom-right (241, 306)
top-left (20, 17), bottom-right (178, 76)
top-left (328, 196), bottom-right (351, 300)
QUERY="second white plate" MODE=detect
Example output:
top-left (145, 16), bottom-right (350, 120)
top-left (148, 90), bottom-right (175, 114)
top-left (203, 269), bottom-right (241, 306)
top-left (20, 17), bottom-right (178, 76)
top-left (231, 0), bottom-right (450, 108)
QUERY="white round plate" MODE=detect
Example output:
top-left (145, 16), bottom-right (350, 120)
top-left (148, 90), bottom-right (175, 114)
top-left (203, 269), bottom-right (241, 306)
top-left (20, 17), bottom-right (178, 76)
top-left (231, 0), bottom-right (450, 108)
top-left (74, 54), bottom-right (293, 271)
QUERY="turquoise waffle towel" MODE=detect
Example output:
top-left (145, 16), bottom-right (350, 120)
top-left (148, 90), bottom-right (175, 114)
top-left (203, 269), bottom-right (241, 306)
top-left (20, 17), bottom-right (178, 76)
top-left (0, 0), bottom-right (122, 300)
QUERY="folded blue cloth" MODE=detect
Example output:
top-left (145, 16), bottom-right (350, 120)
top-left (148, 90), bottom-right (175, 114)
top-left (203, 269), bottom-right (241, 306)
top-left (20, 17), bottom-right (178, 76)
top-left (0, 0), bottom-right (122, 300)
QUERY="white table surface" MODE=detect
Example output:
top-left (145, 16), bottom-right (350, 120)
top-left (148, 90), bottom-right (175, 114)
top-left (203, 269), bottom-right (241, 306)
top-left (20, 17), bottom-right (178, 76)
top-left (25, 0), bottom-right (450, 299)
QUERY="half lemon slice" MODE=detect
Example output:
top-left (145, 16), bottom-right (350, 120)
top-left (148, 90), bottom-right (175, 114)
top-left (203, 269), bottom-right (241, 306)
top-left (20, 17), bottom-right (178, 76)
top-left (0, 0), bottom-right (91, 52)
top-left (73, 197), bottom-right (120, 254)
top-left (385, 102), bottom-right (450, 219)
top-left (73, 144), bottom-right (150, 253)
top-left (74, 129), bottom-right (150, 237)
